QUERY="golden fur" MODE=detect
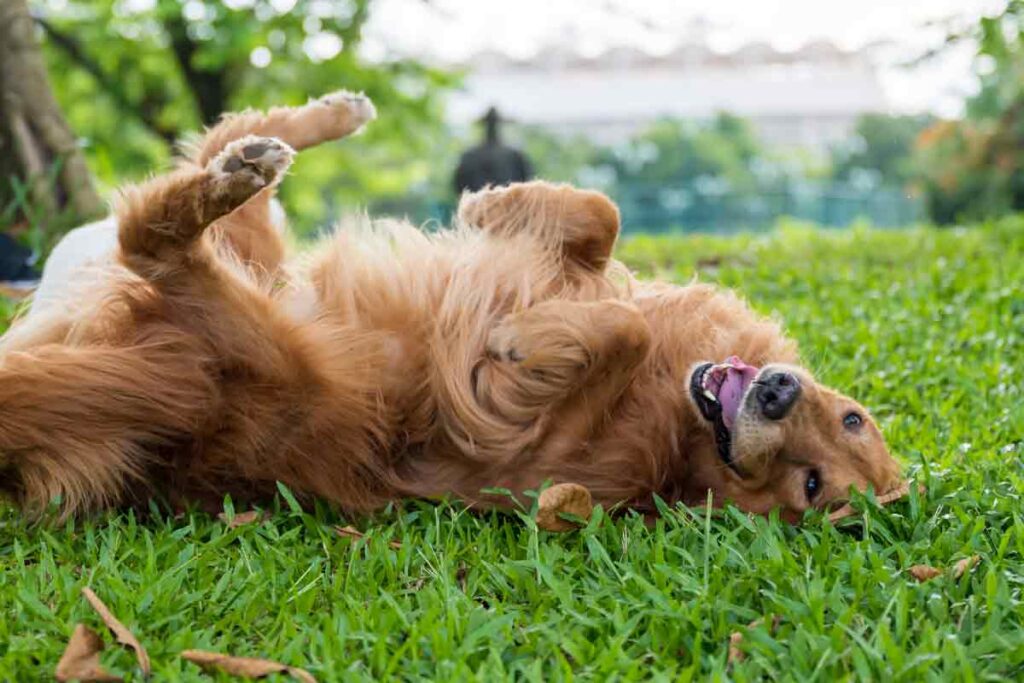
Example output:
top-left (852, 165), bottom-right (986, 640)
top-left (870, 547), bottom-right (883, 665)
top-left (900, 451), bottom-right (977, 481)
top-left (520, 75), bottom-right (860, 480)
top-left (0, 94), bottom-right (901, 521)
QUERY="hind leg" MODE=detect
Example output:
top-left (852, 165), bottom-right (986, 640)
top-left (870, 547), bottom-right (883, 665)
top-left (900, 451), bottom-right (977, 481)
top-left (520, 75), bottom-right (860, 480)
top-left (189, 90), bottom-right (376, 166)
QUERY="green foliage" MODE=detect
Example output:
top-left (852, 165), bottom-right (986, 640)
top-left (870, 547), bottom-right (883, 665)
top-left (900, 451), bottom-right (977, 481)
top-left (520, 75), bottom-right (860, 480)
top-left (595, 114), bottom-right (770, 192)
top-left (830, 113), bottom-right (934, 189)
top-left (0, 158), bottom-right (86, 259)
top-left (915, 1), bottom-right (1024, 223)
top-left (2, 219), bottom-right (1023, 679)
top-left (519, 126), bottom-right (603, 185)
top-left (32, 0), bottom-right (458, 232)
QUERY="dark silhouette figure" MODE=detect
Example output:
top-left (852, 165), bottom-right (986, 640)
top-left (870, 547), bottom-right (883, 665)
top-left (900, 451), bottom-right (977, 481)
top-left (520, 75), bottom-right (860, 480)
top-left (454, 107), bottom-right (533, 194)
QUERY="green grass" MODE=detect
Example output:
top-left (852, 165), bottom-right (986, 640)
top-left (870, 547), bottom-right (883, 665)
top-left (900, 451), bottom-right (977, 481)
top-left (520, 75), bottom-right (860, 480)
top-left (1, 219), bottom-right (1023, 680)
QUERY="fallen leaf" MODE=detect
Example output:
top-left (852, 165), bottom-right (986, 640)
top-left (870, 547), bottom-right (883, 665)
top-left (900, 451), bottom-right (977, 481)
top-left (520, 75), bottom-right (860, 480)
top-left (55, 624), bottom-right (122, 682)
top-left (334, 525), bottom-right (402, 550)
top-left (536, 483), bottom-right (593, 532)
top-left (908, 565), bottom-right (943, 582)
top-left (952, 555), bottom-right (980, 579)
top-left (728, 615), bottom-right (781, 665)
top-left (182, 650), bottom-right (316, 682)
top-left (217, 510), bottom-right (266, 528)
top-left (828, 480), bottom-right (919, 522)
top-left (81, 587), bottom-right (150, 676)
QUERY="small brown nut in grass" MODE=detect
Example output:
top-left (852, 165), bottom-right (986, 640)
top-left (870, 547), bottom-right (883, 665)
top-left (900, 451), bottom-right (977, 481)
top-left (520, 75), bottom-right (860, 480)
top-left (536, 483), bottom-right (593, 532)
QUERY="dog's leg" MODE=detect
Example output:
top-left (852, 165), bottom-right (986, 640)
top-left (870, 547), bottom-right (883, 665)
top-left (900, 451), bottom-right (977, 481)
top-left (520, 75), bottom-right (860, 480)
top-left (118, 135), bottom-right (293, 282)
top-left (117, 136), bottom-right (312, 368)
top-left (457, 182), bottom-right (621, 273)
top-left (208, 191), bottom-right (287, 280)
top-left (475, 298), bottom-right (650, 429)
top-left (0, 336), bottom-right (212, 517)
top-left (184, 92), bottom-right (374, 277)
top-left (189, 91), bottom-right (376, 166)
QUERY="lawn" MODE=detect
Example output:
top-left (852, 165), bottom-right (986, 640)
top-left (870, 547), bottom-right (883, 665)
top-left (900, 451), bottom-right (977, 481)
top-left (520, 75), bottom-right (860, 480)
top-left (1, 219), bottom-right (1022, 680)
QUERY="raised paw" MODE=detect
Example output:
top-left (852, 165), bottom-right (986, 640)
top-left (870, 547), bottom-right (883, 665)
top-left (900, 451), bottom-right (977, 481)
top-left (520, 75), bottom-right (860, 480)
top-left (207, 135), bottom-right (294, 207)
top-left (315, 90), bottom-right (377, 136)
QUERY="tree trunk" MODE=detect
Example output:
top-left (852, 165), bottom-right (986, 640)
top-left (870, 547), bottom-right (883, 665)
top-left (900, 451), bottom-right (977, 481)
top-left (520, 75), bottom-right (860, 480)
top-left (0, 0), bottom-right (104, 236)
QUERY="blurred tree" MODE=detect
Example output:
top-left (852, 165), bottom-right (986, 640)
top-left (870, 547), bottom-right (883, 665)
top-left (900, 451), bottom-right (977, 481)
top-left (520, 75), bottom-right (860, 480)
top-left (518, 126), bottom-right (602, 185)
top-left (830, 114), bottom-right (934, 189)
top-left (0, 0), bottom-right (104, 238)
top-left (594, 114), bottom-right (767, 193)
top-left (915, 1), bottom-right (1024, 223)
top-left (30, 0), bottom-right (458, 231)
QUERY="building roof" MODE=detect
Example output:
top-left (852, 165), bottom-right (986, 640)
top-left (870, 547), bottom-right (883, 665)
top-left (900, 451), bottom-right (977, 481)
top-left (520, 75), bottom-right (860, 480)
top-left (447, 40), bottom-right (888, 130)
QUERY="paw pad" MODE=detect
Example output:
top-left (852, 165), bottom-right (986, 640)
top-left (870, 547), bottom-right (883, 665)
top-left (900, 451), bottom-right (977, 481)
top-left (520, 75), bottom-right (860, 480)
top-left (209, 135), bottom-right (294, 190)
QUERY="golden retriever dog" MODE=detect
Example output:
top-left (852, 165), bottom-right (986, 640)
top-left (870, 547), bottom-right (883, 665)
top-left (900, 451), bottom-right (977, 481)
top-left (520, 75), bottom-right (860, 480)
top-left (0, 92), bottom-right (902, 522)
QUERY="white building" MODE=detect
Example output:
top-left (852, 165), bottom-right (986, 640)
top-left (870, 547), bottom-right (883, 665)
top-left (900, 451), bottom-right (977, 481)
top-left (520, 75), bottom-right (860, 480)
top-left (447, 41), bottom-right (889, 150)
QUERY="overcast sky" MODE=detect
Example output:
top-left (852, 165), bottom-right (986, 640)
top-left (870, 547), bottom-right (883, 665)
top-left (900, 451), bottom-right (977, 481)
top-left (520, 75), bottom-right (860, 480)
top-left (362, 0), bottom-right (1009, 116)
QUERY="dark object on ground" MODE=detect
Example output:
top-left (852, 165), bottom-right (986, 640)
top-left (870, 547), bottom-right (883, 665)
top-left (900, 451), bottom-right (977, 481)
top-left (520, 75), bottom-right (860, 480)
top-left (454, 107), bottom-right (533, 194)
top-left (0, 233), bottom-right (39, 284)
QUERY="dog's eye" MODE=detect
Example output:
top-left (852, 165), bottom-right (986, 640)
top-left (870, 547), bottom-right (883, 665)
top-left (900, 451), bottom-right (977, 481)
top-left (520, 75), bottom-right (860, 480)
top-left (843, 412), bottom-right (863, 429)
top-left (804, 469), bottom-right (822, 501)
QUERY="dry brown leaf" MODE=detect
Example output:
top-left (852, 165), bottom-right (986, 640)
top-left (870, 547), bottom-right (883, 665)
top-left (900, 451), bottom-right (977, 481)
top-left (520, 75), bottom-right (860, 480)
top-left (81, 587), bottom-right (151, 676)
top-left (217, 510), bottom-right (267, 528)
top-left (828, 480), bottom-right (919, 523)
top-left (55, 624), bottom-right (122, 682)
top-left (728, 615), bottom-right (781, 665)
top-left (953, 555), bottom-right (981, 579)
top-left (334, 525), bottom-right (402, 550)
top-left (908, 565), bottom-right (943, 582)
top-left (536, 483), bottom-right (594, 532)
top-left (182, 650), bottom-right (316, 682)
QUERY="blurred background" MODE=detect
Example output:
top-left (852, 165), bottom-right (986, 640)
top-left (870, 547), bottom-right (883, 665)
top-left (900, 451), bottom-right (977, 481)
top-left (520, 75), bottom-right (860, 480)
top-left (1, 0), bottom-right (1022, 253)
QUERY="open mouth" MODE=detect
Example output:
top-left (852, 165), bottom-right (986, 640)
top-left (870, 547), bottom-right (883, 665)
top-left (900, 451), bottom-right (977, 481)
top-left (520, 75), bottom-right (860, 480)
top-left (689, 356), bottom-right (760, 469)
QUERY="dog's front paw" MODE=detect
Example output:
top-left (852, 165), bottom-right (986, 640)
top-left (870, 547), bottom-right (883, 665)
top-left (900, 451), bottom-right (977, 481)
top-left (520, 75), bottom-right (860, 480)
top-left (207, 135), bottom-right (294, 207)
top-left (315, 90), bottom-right (377, 135)
top-left (210, 135), bottom-right (295, 186)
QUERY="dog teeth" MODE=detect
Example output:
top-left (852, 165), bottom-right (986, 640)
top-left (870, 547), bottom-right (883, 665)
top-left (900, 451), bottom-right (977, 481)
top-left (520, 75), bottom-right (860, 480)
top-left (704, 389), bottom-right (718, 403)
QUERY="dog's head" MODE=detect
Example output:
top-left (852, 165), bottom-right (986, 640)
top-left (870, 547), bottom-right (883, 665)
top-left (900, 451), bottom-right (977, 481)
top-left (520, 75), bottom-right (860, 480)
top-left (687, 357), bottom-right (901, 517)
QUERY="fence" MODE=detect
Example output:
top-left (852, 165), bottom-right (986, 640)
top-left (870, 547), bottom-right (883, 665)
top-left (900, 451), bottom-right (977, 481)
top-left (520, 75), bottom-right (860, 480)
top-left (377, 181), bottom-right (924, 234)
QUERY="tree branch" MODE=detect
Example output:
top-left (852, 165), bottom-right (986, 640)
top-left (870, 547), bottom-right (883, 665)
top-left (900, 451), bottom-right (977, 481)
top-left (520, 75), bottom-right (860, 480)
top-left (33, 16), bottom-right (178, 144)
top-left (164, 15), bottom-right (226, 126)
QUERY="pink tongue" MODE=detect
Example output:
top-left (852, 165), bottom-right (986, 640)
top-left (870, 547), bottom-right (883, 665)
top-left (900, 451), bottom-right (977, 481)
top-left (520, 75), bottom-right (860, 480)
top-left (719, 356), bottom-right (759, 430)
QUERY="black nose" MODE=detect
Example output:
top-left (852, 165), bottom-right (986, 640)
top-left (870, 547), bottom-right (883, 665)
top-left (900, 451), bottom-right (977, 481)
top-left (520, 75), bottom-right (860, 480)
top-left (756, 371), bottom-right (801, 420)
